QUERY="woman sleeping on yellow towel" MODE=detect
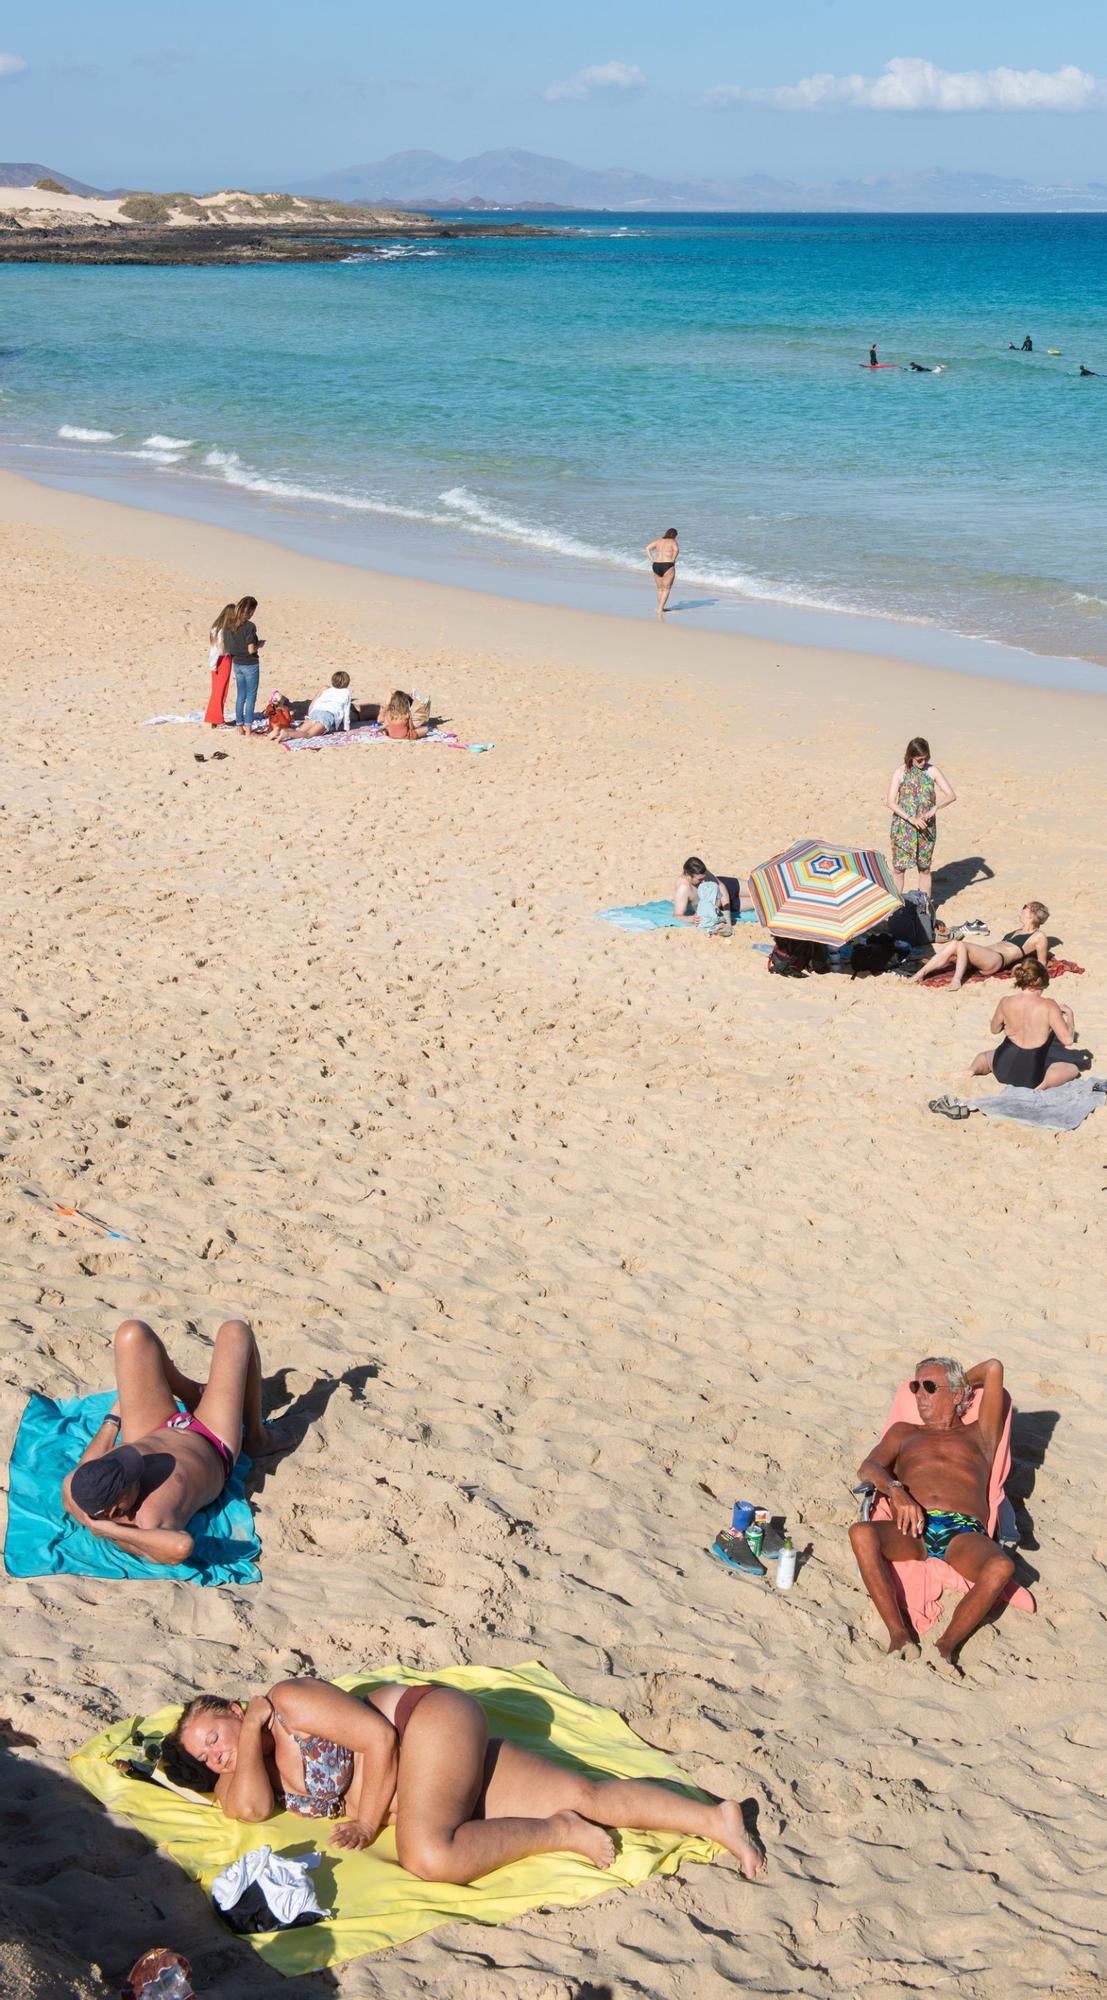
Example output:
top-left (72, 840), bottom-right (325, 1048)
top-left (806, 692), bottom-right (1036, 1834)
top-left (161, 1675), bottom-right (767, 1885)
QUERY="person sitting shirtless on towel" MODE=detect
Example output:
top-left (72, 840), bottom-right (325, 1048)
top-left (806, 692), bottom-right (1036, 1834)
top-left (848, 1357), bottom-right (1015, 1666)
top-left (62, 1318), bottom-right (289, 1567)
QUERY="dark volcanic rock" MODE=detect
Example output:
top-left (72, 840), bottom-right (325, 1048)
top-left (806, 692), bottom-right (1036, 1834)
top-left (0, 221), bottom-right (555, 265)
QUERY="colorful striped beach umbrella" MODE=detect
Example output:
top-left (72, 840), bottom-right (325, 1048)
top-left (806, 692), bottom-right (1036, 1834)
top-left (747, 839), bottom-right (901, 946)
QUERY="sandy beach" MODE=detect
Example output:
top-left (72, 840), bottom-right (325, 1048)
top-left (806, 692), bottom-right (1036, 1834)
top-left (2, 463), bottom-right (1106, 1999)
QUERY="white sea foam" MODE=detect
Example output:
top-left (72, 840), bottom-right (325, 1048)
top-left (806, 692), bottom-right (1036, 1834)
top-left (439, 486), bottom-right (622, 564)
top-left (202, 448), bottom-right (454, 525)
top-left (58, 424), bottom-right (118, 442)
top-left (144, 433), bottom-right (195, 449)
top-left (120, 448), bottom-right (186, 464)
top-left (1073, 592), bottom-right (1107, 609)
top-left (437, 484), bottom-right (886, 619)
top-left (342, 245), bottom-right (440, 264)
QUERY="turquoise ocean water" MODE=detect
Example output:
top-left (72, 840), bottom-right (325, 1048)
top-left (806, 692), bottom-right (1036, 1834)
top-left (2, 213), bottom-right (1105, 677)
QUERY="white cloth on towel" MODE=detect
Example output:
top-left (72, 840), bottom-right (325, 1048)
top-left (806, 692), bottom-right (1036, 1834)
top-left (212, 1844), bottom-right (330, 1926)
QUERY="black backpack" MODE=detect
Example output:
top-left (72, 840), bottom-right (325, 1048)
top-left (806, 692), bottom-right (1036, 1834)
top-left (849, 933), bottom-right (900, 978)
top-left (768, 939), bottom-right (828, 978)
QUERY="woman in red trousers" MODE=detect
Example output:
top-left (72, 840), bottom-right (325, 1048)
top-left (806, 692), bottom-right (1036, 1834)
top-left (204, 602), bottom-right (235, 726)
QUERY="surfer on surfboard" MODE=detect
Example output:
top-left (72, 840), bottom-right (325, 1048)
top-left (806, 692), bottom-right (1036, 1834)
top-left (870, 344), bottom-right (878, 367)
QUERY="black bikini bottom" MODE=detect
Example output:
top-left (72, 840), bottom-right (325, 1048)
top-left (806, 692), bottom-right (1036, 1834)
top-left (652, 562), bottom-right (674, 577)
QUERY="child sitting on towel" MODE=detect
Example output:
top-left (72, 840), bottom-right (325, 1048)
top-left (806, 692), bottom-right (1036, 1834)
top-left (270, 672), bottom-right (353, 744)
top-left (382, 690), bottom-right (428, 741)
top-left (262, 691), bottom-right (295, 738)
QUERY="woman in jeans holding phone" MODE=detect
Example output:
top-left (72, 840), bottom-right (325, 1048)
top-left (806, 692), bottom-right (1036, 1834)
top-left (224, 596), bottom-right (264, 735)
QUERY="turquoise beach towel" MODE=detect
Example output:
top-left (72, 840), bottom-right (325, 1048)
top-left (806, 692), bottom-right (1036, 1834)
top-left (4, 1392), bottom-right (260, 1586)
top-left (596, 901), bottom-right (758, 932)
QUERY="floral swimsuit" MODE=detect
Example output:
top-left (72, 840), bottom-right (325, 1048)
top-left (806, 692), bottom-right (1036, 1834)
top-left (276, 1687), bottom-right (434, 1818)
top-left (276, 1713), bottom-right (355, 1818)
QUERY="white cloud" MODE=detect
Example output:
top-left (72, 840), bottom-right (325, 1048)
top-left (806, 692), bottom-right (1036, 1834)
top-left (0, 52), bottom-right (28, 77)
top-left (708, 56), bottom-right (1102, 114)
top-left (543, 61), bottom-right (645, 104)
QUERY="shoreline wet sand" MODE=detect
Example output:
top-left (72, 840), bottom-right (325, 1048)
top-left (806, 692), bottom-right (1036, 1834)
top-left (1, 466), bottom-right (1105, 1998)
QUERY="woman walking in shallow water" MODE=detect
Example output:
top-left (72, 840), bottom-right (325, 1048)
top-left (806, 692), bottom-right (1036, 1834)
top-left (646, 528), bottom-right (679, 619)
top-left (161, 1675), bottom-right (766, 1883)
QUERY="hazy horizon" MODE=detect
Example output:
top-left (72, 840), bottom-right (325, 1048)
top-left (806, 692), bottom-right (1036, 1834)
top-left (1, 1), bottom-right (1106, 191)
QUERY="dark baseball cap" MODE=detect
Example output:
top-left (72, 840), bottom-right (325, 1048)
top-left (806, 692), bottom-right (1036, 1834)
top-left (70, 1445), bottom-right (146, 1518)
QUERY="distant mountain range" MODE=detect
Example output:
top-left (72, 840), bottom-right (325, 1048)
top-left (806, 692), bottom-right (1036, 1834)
top-left (6, 154), bottom-right (1107, 216)
top-left (290, 148), bottom-right (1107, 214)
top-left (0, 161), bottom-right (108, 197)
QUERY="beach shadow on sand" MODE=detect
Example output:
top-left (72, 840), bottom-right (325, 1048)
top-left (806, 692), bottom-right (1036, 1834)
top-left (0, 1730), bottom-right (339, 1997)
top-left (931, 855), bottom-right (995, 905)
top-left (1008, 1408), bottom-right (1061, 1558)
top-left (244, 1363), bottom-right (380, 1501)
top-left (664, 598), bottom-right (719, 614)
top-left (264, 1360), bottom-right (379, 1431)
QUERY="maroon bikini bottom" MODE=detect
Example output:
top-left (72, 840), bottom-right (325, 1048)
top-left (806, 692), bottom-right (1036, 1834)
top-left (393, 1685), bottom-right (501, 1812)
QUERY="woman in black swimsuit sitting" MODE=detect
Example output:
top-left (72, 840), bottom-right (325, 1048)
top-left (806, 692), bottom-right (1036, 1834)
top-left (911, 900), bottom-right (1050, 992)
top-left (160, 1674), bottom-right (765, 1882)
top-left (969, 959), bottom-right (1078, 1090)
top-left (645, 527), bottom-right (678, 619)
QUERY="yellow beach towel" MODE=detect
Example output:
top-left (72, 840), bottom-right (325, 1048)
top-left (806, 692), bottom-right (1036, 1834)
top-left (71, 1661), bottom-right (721, 1975)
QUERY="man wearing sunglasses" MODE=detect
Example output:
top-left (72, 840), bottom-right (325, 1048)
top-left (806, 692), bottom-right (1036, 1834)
top-left (849, 1357), bottom-right (1015, 1669)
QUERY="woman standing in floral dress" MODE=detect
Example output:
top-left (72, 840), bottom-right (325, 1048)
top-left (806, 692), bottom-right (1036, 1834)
top-left (886, 736), bottom-right (956, 902)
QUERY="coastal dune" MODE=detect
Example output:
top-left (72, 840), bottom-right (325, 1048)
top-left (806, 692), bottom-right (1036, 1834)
top-left (1, 467), bottom-right (1105, 1998)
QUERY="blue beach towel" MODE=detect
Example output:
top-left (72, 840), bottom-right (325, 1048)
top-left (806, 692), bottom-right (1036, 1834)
top-left (4, 1392), bottom-right (260, 1586)
top-left (596, 901), bottom-right (758, 932)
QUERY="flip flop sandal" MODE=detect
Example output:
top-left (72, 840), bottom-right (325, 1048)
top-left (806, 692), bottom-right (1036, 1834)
top-left (706, 1530), bottom-right (767, 1583)
top-left (929, 1097), bottom-right (975, 1119)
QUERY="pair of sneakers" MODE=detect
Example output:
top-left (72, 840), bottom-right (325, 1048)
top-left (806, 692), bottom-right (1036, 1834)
top-left (945, 919), bottom-right (989, 941)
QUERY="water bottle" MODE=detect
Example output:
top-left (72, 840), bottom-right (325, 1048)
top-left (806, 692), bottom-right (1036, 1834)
top-left (140, 1966), bottom-right (194, 2000)
top-left (775, 1535), bottom-right (796, 1591)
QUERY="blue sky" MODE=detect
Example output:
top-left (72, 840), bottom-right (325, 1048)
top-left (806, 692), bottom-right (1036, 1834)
top-left (2, 0), bottom-right (1106, 188)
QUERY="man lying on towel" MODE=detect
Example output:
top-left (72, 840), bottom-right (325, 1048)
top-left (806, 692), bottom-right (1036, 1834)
top-left (849, 1356), bottom-right (1015, 1666)
top-left (62, 1318), bottom-right (288, 1567)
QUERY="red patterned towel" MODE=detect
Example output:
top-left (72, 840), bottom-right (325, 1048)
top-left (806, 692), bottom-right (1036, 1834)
top-left (924, 956), bottom-right (1085, 990)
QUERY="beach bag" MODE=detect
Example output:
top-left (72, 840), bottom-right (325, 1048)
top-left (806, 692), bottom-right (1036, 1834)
top-left (769, 939), bottom-right (816, 978)
top-left (849, 933), bottom-right (899, 978)
top-left (886, 891), bottom-right (933, 950)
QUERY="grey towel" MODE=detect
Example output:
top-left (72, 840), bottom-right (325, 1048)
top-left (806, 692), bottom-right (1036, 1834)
top-left (979, 1076), bottom-right (1105, 1132)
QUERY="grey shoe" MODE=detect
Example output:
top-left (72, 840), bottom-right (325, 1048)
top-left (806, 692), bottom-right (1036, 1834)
top-left (707, 1530), bottom-right (768, 1583)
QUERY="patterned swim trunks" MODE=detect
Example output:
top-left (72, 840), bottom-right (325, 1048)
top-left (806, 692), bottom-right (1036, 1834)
top-left (922, 1510), bottom-right (986, 1560)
